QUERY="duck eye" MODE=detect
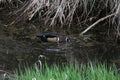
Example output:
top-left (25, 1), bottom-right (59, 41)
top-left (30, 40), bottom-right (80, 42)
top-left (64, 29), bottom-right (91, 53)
top-left (66, 38), bottom-right (70, 42)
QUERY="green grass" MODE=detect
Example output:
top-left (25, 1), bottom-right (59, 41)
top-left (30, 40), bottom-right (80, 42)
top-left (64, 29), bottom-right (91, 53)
top-left (14, 63), bottom-right (120, 80)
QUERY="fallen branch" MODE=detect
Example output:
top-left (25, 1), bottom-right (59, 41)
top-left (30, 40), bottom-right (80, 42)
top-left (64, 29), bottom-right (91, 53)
top-left (80, 13), bottom-right (116, 35)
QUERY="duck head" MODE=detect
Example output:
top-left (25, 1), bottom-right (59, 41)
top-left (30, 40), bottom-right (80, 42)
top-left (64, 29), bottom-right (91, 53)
top-left (57, 36), bottom-right (70, 43)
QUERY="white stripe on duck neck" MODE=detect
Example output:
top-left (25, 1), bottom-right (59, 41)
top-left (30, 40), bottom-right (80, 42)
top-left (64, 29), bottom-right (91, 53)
top-left (57, 37), bottom-right (59, 43)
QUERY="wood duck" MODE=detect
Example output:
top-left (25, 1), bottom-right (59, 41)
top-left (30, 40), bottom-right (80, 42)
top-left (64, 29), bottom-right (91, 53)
top-left (36, 34), bottom-right (70, 43)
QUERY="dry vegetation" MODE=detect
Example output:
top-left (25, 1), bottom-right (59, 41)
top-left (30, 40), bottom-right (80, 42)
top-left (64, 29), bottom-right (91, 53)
top-left (0, 0), bottom-right (120, 35)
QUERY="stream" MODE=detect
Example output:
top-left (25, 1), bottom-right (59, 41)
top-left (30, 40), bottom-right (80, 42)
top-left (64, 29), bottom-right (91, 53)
top-left (0, 34), bottom-right (120, 72)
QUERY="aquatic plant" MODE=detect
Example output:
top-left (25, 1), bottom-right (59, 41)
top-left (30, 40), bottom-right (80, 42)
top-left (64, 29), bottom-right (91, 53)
top-left (14, 63), bottom-right (120, 80)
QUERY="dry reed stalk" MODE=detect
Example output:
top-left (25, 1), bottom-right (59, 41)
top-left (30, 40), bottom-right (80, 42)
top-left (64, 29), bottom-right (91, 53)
top-left (80, 13), bottom-right (116, 35)
top-left (10, 0), bottom-right (48, 25)
top-left (3, 0), bottom-right (120, 31)
top-left (10, 0), bottom-right (80, 26)
top-left (0, 0), bottom-right (13, 8)
top-left (44, 0), bottom-right (79, 26)
top-left (0, 0), bottom-right (12, 3)
top-left (80, 0), bottom-right (120, 35)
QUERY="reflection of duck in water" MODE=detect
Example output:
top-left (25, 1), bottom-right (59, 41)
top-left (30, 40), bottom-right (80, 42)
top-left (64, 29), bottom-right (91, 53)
top-left (36, 34), bottom-right (70, 43)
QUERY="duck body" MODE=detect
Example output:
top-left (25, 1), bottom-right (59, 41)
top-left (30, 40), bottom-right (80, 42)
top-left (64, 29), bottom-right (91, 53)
top-left (36, 34), bottom-right (70, 43)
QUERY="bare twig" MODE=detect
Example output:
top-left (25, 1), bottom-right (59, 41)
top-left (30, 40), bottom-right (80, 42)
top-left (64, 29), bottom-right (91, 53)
top-left (80, 13), bottom-right (116, 35)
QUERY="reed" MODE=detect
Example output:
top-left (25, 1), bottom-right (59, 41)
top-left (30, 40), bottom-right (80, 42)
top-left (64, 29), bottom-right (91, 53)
top-left (1, 0), bottom-right (120, 36)
top-left (14, 63), bottom-right (120, 80)
top-left (1, 0), bottom-right (119, 26)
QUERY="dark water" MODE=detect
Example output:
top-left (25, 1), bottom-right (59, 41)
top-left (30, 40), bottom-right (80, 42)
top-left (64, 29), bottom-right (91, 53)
top-left (0, 34), bottom-right (120, 72)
